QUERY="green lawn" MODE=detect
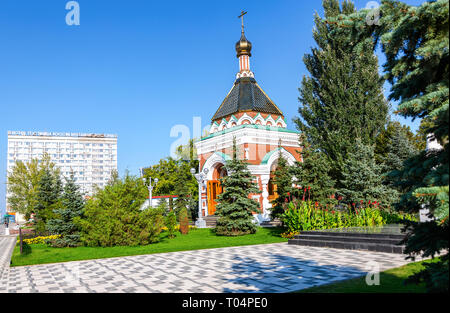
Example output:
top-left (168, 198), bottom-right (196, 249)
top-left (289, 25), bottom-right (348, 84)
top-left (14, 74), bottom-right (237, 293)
top-left (298, 259), bottom-right (438, 293)
top-left (11, 227), bottom-right (287, 267)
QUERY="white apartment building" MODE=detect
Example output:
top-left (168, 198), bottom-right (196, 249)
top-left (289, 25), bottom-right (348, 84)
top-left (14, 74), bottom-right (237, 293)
top-left (6, 131), bottom-right (118, 220)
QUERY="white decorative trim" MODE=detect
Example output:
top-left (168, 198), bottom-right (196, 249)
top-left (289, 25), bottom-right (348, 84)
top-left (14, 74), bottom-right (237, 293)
top-left (265, 115), bottom-right (276, 126)
top-left (237, 113), bottom-right (253, 126)
top-left (209, 113), bottom-right (288, 133)
top-left (202, 152), bottom-right (227, 180)
top-left (197, 127), bottom-right (300, 158)
top-left (236, 70), bottom-right (254, 79)
top-left (265, 148), bottom-right (296, 169)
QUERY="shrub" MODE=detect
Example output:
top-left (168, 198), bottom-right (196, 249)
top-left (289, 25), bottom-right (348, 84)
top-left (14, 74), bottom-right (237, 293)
top-left (179, 207), bottom-right (189, 235)
top-left (165, 210), bottom-right (177, 238)
top-left (75, 173), bottom-right (164, 247)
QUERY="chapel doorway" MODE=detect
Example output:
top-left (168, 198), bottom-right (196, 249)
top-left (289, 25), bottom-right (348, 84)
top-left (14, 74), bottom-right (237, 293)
top-left (207, 163), bottom-right (227, 215)
top-left (268, 162), bottom-right (278, 203)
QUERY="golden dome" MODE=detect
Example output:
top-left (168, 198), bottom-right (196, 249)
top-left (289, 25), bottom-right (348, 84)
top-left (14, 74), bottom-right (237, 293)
top-left (235, 32), bottom-right (252, 57)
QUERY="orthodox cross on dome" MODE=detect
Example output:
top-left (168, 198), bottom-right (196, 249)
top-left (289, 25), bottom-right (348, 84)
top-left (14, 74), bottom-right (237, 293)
top-left (235, 10), bottom-right (253, 78)
top-left (238, 10), bottom-right (247, 33)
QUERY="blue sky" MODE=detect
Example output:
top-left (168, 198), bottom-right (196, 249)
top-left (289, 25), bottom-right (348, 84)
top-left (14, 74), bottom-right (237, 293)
top-left (0, 0), bottom-right (424, 214)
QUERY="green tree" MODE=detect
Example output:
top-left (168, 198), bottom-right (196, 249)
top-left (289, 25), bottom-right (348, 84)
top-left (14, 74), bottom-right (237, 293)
top-left (7, 153), bottom-right (60, 219)
top-left (270, 150), bottom-right (294, 219)
top-left (382, 123), bottom-right (418, 176)
top-left (46, 173), bottom-right (85, 247)
top-left (295, 0), bottom-right (389, 182)
top-left (156, 198), bottom-right (170, 216)
top-left (381, 0), bottom-right (448, 293)
top-left (215, 138), bottom-right (259, 236)
top-left (165, 210), bottom-right (177, 239)
top-left (143, 157), bottom-right (179, 196)
top-left (339, 139), bottom-right (397, 207)
top-left (375, 121), bottom-right (422, 164)
top-left (143, 140), bottom-right (199, 219)
top-left (76, 172), bottom-right (164, 247)
top-left (34, 168), bottom-right (63, 234)
top-left (323, 0), bottom-right (448, 292)
top-left (292, 133), bottom-right (336, 206)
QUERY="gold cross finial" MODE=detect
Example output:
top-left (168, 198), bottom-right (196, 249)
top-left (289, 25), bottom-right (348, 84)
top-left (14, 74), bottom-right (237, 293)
top-left (238, 10), bottom-right (247, 33)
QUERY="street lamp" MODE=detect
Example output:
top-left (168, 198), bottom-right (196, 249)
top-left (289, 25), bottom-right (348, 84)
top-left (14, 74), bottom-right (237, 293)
top-left (141, 168), bottom-right (158, 208)
top-left (191, 167), bottom-right (209, 228)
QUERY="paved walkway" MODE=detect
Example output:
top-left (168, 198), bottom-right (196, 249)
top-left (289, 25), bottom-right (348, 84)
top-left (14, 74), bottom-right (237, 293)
top-left (0, 236), bottom-right (17, 280)
top-left (0, 243), bottom-right (414, 293)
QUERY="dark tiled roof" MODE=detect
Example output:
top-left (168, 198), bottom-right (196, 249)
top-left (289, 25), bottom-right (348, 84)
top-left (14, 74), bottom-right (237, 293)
top-left (211, 77), bottom-right (283, 121)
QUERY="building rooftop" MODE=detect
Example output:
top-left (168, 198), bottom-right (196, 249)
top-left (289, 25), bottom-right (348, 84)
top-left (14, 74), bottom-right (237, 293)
top-left (211, 77), bottom-right (283, 121)
top-left (7, 131), bottom-right (117, 138)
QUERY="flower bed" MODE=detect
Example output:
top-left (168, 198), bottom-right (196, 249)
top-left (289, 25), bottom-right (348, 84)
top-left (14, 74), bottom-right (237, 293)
top-left (161, 225), bottom-right (197, 232)
top-left (16, 235), bottom-right (61, 245)
top-left (280, 201), bottom-right (416, 238)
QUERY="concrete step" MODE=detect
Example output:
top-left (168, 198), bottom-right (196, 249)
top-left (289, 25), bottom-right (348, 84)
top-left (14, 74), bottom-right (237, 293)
top-left (260, 218), bottom-right (282, 227)
top-left (288, 238), bottom-right (405, 254)
top-left (299, 230), bottom-right (405, 241)
top-left (293, 234), bottom-right (404, 245)
top-left (204, 215), bottom-right (219, 227)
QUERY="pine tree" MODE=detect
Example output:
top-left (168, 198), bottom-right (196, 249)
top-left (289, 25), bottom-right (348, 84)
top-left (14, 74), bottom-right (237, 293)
top-left (295, 0), bottom-right (389, 182)
top-left (46, 173), bottom-right (85, 247)
top-left (156, 198), bottom-right (170, 216)
top-left (270, 150), bottom-right (293, 219)
top-left (382, 123), bottom-right (418, 176)
top-left (324, 0), bottom-right (448, 292)
top-left (339, 139), bottom-right (397, 207)
top-left (380, 0), bottom-right (449, 292)
top-left (174, 168), bottom-right (192, 221)
top-left (34, 169), bottom-right (62, 234)
top-left (215, 138), bottom-right (259, 236)
top-left (165, 210), bottom-right (177, 239)
top-left (375, 121), bottom-right (422, 164)
top-left (292, 133), bottom-right (336, 206)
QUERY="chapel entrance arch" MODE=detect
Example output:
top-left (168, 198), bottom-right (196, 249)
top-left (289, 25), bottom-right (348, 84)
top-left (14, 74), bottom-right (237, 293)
top-left (268, 161), bottom-right (279, 203)
top-left (207, 163), bottom-right (228, 215)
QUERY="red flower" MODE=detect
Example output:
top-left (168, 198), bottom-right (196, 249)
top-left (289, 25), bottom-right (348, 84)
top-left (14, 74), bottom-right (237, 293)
top-left (285, 198), bottom-right (288, 203)
top-left (308, 186), bottom-right (311, 190)
top-left (352, 203), bottom-right (355, 207)
top-left (287, 192), bottom-right (290, 196)
top-left (315, 201), bottom-right (318, 207)
top-left (332, 211), bottom-right (335, 214)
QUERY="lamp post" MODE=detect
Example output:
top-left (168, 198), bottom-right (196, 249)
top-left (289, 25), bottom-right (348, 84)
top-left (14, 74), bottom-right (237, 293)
top-left (190, 167), bottom-right (209, 228)
top-left (147, 177), bottom-right (159, 208)
top-left (141, 168), bottom-right (158, 208)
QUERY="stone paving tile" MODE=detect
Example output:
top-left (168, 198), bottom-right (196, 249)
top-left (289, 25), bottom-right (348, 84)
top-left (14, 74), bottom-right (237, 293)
top-left (0, 242), bottom-right (419, 293)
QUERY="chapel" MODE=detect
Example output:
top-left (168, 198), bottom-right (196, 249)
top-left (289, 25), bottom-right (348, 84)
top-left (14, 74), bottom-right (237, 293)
top-left (195, 14), bottom-right (302, 222)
